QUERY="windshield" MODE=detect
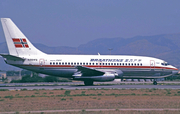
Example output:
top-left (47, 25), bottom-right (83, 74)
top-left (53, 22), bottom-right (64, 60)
top-left (161, 62), bottom-right (170, 66)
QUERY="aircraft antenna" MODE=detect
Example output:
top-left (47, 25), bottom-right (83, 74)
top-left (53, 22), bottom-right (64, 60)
top-left (108, 48), bottom-right (113, 55)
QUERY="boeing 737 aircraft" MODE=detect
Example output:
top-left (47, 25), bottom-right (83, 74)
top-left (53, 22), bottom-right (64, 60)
top-left (0, 18), bottom-right (179, 85)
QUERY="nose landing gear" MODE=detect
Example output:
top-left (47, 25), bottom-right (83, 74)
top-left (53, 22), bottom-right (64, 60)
top-left (84, 80), bottom-right (94, 86)
top-left (153, 79), bottom-right (157, 85)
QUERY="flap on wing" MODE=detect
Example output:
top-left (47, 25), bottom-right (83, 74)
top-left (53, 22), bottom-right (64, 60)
top-left (75, 66), bottom-right (105, 76)
top-left (0, 54), bottom-right (25, 61)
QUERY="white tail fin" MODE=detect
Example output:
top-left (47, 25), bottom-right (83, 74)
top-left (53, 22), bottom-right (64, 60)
top-left (1, 18), bottom-right (46, 56)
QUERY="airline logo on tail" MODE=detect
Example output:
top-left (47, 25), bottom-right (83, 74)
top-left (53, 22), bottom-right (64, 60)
top-left (12, 38), bottom-right (29, 48)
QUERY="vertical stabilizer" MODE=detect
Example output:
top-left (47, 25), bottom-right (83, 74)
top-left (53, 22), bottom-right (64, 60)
top-left (1, 18), bottom-right (46, 56)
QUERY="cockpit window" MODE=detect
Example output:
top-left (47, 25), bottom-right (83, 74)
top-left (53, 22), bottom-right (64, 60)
top-left (161, 62), bottom-right (169, 66)
top-left (165, 62), bottom-right (169, 66)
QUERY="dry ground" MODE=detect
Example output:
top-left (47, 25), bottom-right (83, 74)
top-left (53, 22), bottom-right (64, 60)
top-left (0, 88), bottom-right (180, 113)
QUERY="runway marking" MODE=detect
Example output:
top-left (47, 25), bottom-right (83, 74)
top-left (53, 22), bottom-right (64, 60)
top-left (1, 84), bottom-right (180, 90)
top-left (0, 108), bottom-right (180, 113)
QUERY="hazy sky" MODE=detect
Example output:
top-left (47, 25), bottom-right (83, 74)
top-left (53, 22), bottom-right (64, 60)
top-left (0, 0), bottom-right (180, 47)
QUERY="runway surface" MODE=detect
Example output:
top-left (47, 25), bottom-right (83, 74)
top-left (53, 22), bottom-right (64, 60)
top-left (1, 108), bottom-right (180, 114)
top-left (0, 82), bottom-right (180, 90)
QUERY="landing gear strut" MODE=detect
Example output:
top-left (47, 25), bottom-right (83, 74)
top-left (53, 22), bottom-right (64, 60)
top-left (84, 80), bottom-right (93, 86)
top-left (153, 79), bottom-right (157, 85)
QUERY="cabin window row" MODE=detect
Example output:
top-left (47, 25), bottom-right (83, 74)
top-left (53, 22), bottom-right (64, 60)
top-left (49, 62), bottom-right (143, 66)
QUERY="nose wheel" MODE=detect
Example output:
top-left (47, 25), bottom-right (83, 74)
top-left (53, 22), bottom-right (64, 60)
top-left (153, 80), bottom-right (157, 85)
top-left (84, 80), bottom-right (93, 86)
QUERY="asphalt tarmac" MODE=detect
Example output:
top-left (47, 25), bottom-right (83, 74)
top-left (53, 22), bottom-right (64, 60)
top-left (0, 82), bottom-right (180, 90)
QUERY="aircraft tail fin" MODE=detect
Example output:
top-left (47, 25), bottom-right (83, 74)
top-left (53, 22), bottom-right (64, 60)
top-left (1, 18), bottom-right (46, 57)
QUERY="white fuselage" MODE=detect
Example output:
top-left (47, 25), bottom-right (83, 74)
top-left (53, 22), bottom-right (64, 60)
top-left (7, 54), bottom-right (178, 80)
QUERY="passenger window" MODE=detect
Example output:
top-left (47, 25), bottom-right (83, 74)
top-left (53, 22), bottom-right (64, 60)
top-left (65, 62), bottom-right (67, 65)
top-left (117, 63), bottom-right (119, 66)
top-left (83, 63), bottom-right (85, 65)
top-left (125, 63), bottom-right (127, 66)
top-left (86, 63), bottom-right (88, 65)
top-left (122, 63), bottom-right (124, 66)
top-left (89, 63), bottom-right (91, 65)
top-left (62, 62), bottom-right (64, 65)
top-left (137, 63), bottom-right (139, 66)
top-left (134, 63), bottom-right (136, 66)
top-left (50, 62), bottom-right (52, 65)
top-left (114, 63), bottom-right (116, 65)
top-left (68, 62), bottom-right (70, 65)
top-left (77, 62), bottom-right (79, 65)
top-left (56, 62), bottom-right (58, 65)
top-left (71, 62), bottom-right (73, 65)
top-left (131, 63), bottom-right (133, 66)
top-left (92, 63), bottom-right (94, 65)
top-left (120, 63), bottom-right (121, 66)
top-left (80, 63), bottom-right (82, 65)
top-left (108, 63), bottom-right (110, 65)
top-left (140, 63), bottom-right (142, 66)
top-left (74, 63), bottom-right (76, 65)
top-left (96, 63), bottom-right (98, 65)
top-left (53, 62), bottom-right (55, 65)
top-left (128, 63), bottom-right (130, 66)
top-left (59, 62), bottom-right (61, 65)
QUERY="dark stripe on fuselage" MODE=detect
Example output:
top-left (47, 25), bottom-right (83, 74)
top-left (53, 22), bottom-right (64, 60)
top-left (36, 65), bottom-right (178, 70)
top-left (11, 64), bottom-right (177, 79)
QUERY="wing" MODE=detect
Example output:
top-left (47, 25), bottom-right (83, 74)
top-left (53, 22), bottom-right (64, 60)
top-left (75, 66), bottom-right (105, 76)
top-left (73, 66), bottom-right (118, 82)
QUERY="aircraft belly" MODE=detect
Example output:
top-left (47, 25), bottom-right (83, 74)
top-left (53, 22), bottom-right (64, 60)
top-left (15, 65), bottom-right (76, 78)
top-left (121, 68), bottom-right (173, 79)
top-left (13, 64), bottom-right (175, 79)
top-left (42, 68), bottom-right (76, 77)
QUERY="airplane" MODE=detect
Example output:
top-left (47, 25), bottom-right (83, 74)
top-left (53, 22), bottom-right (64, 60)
top-left (0, 18), bottom-right (179, 85)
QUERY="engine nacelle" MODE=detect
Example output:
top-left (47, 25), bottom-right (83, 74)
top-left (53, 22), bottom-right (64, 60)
top-left (73, 73), bottom-right (115, 82)
top-left (114, 70), bottom-right (123, 78)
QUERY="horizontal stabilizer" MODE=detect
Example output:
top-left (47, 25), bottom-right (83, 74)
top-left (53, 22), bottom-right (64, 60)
top-left (0, 54), bottom-right (25, 61)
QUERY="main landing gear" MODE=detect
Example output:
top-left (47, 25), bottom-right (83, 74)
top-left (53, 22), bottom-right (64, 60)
top-left (153, 79), bottom-right (157, 85)
top-left (84, 80), bottom-right (94, 86)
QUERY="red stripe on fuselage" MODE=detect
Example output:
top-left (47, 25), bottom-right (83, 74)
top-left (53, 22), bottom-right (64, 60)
top-left (21, 64), bottom-right (178, 71)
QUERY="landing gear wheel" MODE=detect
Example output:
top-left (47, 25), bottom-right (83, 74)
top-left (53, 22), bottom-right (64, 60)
top-left (153, 81), bottom-right (157, 85)
top-left (84, 80), bottom-right (93, 86)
